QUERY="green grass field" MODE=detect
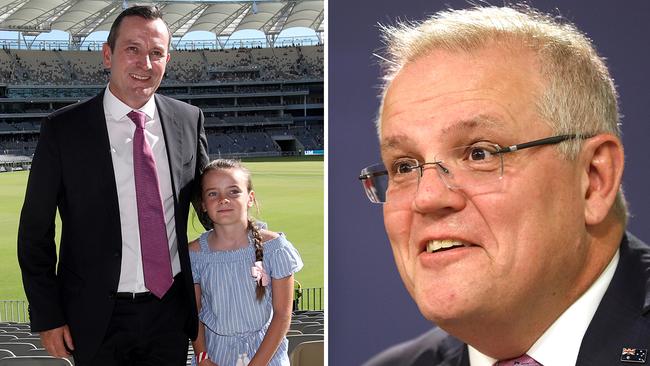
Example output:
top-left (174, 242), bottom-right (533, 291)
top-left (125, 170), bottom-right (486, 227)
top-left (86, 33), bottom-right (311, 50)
top-left (0, 159), bottom-right (324, 300)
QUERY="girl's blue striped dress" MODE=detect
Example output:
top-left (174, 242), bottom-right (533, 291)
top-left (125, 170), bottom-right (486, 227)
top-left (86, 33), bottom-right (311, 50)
top-left (190, 229), bottom-right (303, 366)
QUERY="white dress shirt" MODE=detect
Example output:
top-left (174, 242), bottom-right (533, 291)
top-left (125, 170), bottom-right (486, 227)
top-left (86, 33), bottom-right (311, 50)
top-left (103, 86), bottom-right (181, 293)
top-left (469, 249), bottom-right (620, 366)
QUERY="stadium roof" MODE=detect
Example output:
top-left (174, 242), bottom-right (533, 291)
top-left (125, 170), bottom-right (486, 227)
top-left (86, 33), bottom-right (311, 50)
top-left (0, 0), bottom-right (324, 46)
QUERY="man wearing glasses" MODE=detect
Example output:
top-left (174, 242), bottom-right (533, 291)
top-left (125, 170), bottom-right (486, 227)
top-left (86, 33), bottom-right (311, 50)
top-left (359, 5), bottom-right (649, 366)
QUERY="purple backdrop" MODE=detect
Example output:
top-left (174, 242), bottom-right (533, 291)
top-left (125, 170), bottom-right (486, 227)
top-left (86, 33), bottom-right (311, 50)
top-left (329, 1), bottom-right (650, 365)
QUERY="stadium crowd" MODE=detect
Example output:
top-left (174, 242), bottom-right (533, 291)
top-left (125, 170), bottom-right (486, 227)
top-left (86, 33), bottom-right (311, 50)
top-left (0, 45), bottom-right (323, 85)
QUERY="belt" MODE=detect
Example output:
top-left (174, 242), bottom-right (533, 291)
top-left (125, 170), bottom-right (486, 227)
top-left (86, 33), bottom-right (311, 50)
top-left (113, 291), bottom-right (153, 300)
top-left (113, 274), bottom-right (183, 301)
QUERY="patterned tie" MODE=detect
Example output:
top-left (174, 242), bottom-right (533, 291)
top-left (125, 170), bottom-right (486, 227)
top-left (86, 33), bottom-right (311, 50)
top-left (494, 354), bottom-right (542, 366)
top-left (128, 110), bottom-right (173, 299)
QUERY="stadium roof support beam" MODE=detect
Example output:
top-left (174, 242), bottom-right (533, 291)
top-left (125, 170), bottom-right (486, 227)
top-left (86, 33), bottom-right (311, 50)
top-left (21, 0), bottom-right (79, 32)
top-left (266, 34), bottom-right (277, 48)
top-left (18, 32), bottom-right (36, 50)
top-left (168, 3), bottom-right (209, 36)
top-left (261, 1), bottom-right (296, 39)
top-left (310, 8), bottom-right (324, 31)
top-left (170, 3), bottom-right (209, 50)
top-left (215, 36), bottom-right (228, 50)
top-left (0, 0), bottom-right (324, 49)
top-left (0, 0), bottom-right (29, 25)
top-left (209, 3), bottom-right (250, 37)
top-left (312, 9), bottom-right (324, 44)
top-left (67, 1), bottom-right (123, 43)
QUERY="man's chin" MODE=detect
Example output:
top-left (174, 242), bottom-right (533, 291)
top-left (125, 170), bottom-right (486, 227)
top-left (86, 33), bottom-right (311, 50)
top-left (412, 285), bottom-right (475, 325)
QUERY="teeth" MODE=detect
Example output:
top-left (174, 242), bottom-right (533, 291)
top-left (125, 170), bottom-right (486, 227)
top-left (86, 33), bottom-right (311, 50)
top-left (131, 74), bottom-right (150, 80)
top-left (426, 240), bottom-right (468, 253)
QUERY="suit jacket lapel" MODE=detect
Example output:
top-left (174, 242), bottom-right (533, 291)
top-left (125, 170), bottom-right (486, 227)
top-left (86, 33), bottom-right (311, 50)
top-left (155, 94), bottom-right (182, 198)
top-left (80, 91), bottom-right (123, 253)
top-left (576, 233), bottom-right (650, 365)
top-left (413, 331), bottom-right (468, 366)
top-left (445, 344), bottom-right (470, 366)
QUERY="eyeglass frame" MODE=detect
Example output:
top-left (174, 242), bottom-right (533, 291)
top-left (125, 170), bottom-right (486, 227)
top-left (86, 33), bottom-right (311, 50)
top-left (358, 134), bottom-right (591, 204)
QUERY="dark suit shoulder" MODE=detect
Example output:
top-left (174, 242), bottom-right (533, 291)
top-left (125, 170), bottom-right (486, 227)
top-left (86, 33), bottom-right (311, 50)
top-left (363, 327), bottom-right (466, 366)
top-left (47, 93), bottom-right (102, 122)
top-left (575, 232), bottom-right (650, 366)
top-left (155, 93), bottom-right (200, 113)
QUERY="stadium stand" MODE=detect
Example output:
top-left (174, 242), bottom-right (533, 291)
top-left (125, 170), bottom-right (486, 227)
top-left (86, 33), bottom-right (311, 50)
top-left (0, 46), bottom-right (322, 86)
top-left (0, 310), bottom-right (324, 365)
top-left (0, 45), bottom-right (323, 162)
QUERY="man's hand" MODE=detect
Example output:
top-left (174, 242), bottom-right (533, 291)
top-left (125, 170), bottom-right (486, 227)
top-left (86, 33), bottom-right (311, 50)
top-left (40, 325), bottom-right (74, 358)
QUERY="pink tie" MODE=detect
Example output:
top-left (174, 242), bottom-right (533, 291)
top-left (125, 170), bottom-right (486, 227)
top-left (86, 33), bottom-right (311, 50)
top-left (495, 354), bottom-right (542, 366)
top-left (128, 110), bottom-right (173, 299)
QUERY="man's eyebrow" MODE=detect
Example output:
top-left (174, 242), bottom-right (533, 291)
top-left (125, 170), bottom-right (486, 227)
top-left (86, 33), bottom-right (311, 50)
top-left (380, 134), bottom-right (416, 152)
top-left (439, 115), bottom-right (502, 135)
top-left (380, 115), bottom-right (504, 152)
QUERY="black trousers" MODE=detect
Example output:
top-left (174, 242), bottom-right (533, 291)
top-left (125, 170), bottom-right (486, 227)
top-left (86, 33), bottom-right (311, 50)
top-left (75, 277), bottom-right (190, 366)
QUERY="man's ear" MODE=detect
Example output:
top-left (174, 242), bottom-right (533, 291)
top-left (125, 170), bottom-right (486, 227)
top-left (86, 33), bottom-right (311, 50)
top-left (581, 134), bottom-right (624, 225)
top-left (102, 43), bottom-right (112, 69)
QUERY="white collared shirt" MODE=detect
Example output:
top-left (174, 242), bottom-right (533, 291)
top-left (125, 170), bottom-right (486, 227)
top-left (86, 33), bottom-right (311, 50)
top-left (469, 249), bottom-right (620, 366)
top-left (103, 85), bottom-right (181, 293)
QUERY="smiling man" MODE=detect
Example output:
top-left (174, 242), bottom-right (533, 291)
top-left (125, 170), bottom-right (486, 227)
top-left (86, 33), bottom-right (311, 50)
top-left (18, 5), bottom-right (208, 365)
top-left (359, 5), bottom-right (650, 366)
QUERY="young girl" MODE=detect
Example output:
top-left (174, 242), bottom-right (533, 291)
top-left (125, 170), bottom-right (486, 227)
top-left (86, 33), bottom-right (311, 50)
top-left (189, 159), bottom-right (303, 366)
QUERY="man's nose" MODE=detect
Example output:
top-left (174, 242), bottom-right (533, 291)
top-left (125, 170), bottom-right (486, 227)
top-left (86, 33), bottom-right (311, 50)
top-left (412, 165), bottom-right (466, 215)
top-left (138, 54), bottom-right (152, 70)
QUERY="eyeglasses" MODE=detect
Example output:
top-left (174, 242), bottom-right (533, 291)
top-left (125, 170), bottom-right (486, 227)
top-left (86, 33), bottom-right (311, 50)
top-left (359, 134), bottom-right (586, 204)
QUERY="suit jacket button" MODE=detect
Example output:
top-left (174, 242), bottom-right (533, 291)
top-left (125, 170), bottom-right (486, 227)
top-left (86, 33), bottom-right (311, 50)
top-left (114, 251), bottom-right (121, 258)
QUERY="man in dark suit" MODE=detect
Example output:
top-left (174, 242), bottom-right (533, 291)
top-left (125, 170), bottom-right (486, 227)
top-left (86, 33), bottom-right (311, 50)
top-left (17, 5), bottom-right (208, 365)
top-left (358, 5), bottom-right (649, 366)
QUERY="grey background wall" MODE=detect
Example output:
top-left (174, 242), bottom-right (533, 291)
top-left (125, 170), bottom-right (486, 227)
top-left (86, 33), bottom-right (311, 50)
top-left (329, 1), bottom-right (650, 365)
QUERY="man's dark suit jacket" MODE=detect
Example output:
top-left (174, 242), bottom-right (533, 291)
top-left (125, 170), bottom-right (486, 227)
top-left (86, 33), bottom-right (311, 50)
top-left (17, 91), bottom-right (209, 362)
top-left (364, 233), bottom-right (650, 366)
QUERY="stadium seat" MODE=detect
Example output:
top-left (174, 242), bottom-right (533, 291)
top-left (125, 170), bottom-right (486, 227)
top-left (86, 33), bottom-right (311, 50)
top-left (286, 329), bottom-right (302, 336)
top-left (303, 310), bottom-right (324, 316)
top-left (300, 324), bottom-right (323, 335)
top-left (309, 317), bottom-right (324, 324)
top-left (289, 322), bottom-right (321, 333)
top-left (7, 326), bottom-right (28, 331)
top-left (23, 349), bottom-right (50, 356)
top-left (286, 334), bottom-right (324, 356)
top-left (7, 339), bottom-right (42, 349)
top-left (289, 340), bottom-right (323, 366)
top-left (0, 338), bottom-right (16, 343)
top-left (0, 349), bottom-right (16, 359)
top-left (0, 356), bottom-right (73, 365)
top-left (0, 343), bottom-right (36, 355)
